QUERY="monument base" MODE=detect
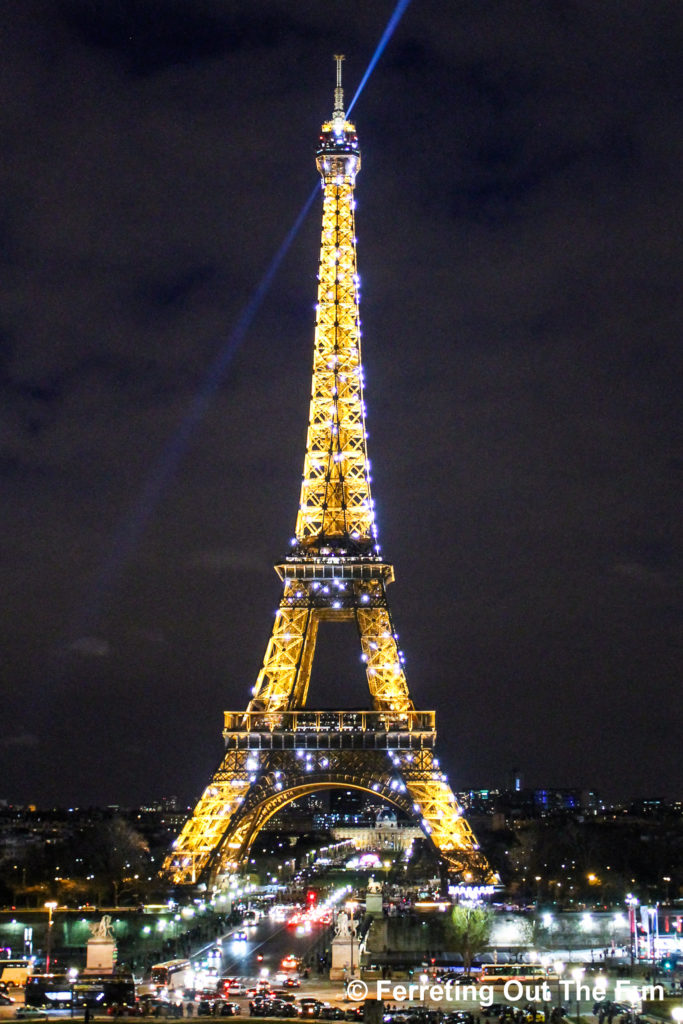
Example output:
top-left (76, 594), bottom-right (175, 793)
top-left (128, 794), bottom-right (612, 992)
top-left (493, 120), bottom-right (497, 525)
top-left (329, 935), bottom-right (362, 980)
top-left (86, 938), bottom-right (116, 972)
top-left (365, 892), bottom-right (383, 917)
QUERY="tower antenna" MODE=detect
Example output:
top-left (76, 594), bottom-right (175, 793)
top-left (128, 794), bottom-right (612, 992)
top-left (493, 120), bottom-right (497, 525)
top-left (332, 53), bottom-right (345, 132)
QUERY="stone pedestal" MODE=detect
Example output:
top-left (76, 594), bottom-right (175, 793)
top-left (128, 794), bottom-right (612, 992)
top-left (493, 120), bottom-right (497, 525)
top-left (365, 892), bottom-right (383, 917)
top-left (85, 937), bottom-right (116, 972)
top-left (329, 935), bottom-right (362, 980)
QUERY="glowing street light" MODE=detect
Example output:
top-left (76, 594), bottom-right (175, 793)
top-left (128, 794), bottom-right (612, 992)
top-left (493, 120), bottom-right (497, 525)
top-left (625, 894), bottom-right (639, 971)
top-left (44, 901), bottom-right (58, 974)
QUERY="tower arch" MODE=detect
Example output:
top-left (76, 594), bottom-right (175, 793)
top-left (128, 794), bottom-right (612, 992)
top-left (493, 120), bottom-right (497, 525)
top-left (206, 776), bottom-right (416, 880)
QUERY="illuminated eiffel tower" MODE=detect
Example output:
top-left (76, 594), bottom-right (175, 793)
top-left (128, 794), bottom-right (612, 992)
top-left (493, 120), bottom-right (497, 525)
top-left (164, 57), bottom-right (492, 887)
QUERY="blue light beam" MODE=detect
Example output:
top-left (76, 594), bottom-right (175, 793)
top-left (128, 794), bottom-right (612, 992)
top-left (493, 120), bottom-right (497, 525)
top-left (71, 0), bottom-right (413, 640)
top-left (346, 0), bottom-right (413, 117)
top-left (74, 182), bottom-right (319, 637)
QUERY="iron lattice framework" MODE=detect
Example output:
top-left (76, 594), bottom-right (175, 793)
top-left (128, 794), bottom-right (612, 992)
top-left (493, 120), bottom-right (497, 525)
top-left (163, 58), bottom-right (493, 887)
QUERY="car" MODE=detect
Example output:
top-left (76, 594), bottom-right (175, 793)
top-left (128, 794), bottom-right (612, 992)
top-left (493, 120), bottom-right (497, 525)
top-left (273, 1002), bottom-right (301, 1019)
top-left (317, 1003), bottom-right (344, 1019)
top-left (319, 1008), bottom-right (345, 1021)
top-left (280, 958), bottom-right (301, 974)
top-left (283, 979), bottom-right (301, 989)
top-left (443, 1014), bottom-right (474, 1024)
top-left (216, 1002), bottom-right (242, 1016)
top-left (0, 995), bottom-right (16, 1006)
top-left (343, 1009), bottom-right (364, 1023)
top-left (139, 1000), bottom-right (173, 1015)
top-left (15, 1011), bottom-right (48, 1020)
top-left (299, 1000), bottom-right (325, 1020)
top-left (246, 986), bottom-right (273, 999)
top-left (250, 999), bottom-right (275, 1017)
top-left (480, 1005), bottom-right (508, 1018)
top-left (250, 999), bottom-right (300, 1019)
top-left (385, 1013), bottom-right (433, 1024)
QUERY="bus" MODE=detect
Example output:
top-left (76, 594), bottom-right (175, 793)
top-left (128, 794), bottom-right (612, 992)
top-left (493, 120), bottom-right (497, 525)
top-left (0, 960), bottom-right (33, 987)
top-left (147, 959), bottom-right (194, 994)
top-left (25, 973), bottom-right (136, 1009)
top-left (477, 964), bottom-right (558, 986)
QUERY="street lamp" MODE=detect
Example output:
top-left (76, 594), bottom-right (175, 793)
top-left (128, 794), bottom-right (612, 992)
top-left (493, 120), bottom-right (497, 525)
top-left (44, 901), bottom-right (58, 974)
top-left (571, 966), bottom-right (584, 1024)
top-left (625, 894), bottom-right (639, 973)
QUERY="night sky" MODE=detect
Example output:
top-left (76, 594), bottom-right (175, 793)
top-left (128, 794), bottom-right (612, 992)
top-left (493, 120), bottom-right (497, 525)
top-left (2, 1), bottom-right (681, 809)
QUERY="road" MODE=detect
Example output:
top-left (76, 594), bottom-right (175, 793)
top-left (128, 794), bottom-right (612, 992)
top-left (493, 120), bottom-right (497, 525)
top-left (215, 913), bottom-right (332, 981)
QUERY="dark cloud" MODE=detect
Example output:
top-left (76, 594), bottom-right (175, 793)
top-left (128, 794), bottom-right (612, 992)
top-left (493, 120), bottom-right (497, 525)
top-left (68, 636), bottom-right (111, 658)
top-left (187, 547), bottom-right (273, 575)
top-left (0, 0), bottom-right (681, 807)
top-left (0, 733), bottom-right (40, 750)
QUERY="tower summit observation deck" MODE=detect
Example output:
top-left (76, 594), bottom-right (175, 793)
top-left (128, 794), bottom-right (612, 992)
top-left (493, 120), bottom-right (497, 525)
top-left (163, 58), bottom-right (493, 887)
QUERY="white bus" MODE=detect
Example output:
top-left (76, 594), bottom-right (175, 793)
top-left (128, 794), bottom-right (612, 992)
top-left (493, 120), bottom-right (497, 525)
top-left (0, 959), bottom-right (34, 987)
top-left (144, 959), bottom-right (194, 995)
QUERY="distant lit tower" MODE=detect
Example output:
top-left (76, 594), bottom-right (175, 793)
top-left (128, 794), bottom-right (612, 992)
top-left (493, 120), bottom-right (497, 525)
top-left (163, 57), bottom-right (492, 887)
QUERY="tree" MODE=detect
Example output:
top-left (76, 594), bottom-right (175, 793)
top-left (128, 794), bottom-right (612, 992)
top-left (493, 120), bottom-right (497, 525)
top-left (444, 904), bottom-right (493, 974)
top-left (76, 817), bottom-right (151, 904)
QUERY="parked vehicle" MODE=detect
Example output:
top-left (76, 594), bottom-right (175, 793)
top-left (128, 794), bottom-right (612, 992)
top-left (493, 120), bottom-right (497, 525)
top-left (299, 1000), bottom-right (325, 1019)
top-left (319, 1008), bottom-right (345, 1021)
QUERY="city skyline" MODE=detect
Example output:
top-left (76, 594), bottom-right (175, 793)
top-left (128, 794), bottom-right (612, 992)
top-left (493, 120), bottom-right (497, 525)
top-left (1, 1), bottom-right (681, 807)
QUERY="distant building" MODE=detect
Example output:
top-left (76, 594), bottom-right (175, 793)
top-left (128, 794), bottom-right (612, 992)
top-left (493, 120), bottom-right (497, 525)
top-left (455, 786), bottom-right (603, 819)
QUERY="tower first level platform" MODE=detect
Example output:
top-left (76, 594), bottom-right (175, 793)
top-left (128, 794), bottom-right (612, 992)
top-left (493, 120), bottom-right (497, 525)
top-left (167, 708), bottom-right (491, 886)
top-left (162, 57), bottom-right (494, 887)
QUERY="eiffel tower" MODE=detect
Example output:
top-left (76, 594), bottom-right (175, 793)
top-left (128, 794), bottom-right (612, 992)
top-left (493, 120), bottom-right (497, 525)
top-left (163, 57), bottom-right (492, 887)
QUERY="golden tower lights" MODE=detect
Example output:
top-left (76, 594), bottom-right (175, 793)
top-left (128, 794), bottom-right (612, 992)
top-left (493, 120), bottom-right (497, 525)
top-left (163, 57), bottom-right (493, 887)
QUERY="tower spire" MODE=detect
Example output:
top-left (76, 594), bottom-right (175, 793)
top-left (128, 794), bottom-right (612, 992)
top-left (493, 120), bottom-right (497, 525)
top-left (332, 53), bottom-right (345, 131)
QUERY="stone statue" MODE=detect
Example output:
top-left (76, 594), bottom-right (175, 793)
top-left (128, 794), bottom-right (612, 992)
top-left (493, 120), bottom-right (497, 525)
top-left (89, 915), bottom-right (114, 940)
top-left (335, 910), bottom-right (350, 938)
top-left (367, 878), bottom-right (381, 894)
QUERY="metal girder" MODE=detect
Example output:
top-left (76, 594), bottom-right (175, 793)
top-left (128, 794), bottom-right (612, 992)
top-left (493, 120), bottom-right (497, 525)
top-left (296, 138), bottom-right (371, 547)
top-left (163, 746), bottom-right (494, 884)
